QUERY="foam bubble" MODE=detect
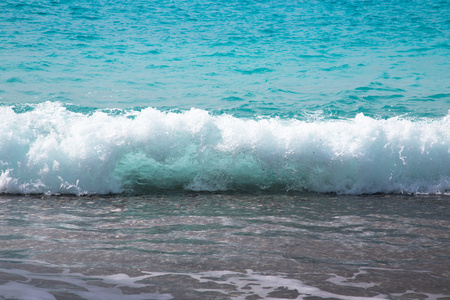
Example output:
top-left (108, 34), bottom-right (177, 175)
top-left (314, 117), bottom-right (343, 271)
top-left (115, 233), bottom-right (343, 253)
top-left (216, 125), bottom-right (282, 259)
top-left (0, 102), bottom-right (448, 195)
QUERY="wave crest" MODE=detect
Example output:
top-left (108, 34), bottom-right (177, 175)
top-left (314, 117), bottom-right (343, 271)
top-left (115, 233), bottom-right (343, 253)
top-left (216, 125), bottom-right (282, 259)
top-left (0, 102), bottom-right (448, 195)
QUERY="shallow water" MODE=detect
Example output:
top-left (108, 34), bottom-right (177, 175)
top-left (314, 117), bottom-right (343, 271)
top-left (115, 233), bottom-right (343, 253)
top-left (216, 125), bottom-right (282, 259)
top-left (1, 193), bottom-right (449, 299)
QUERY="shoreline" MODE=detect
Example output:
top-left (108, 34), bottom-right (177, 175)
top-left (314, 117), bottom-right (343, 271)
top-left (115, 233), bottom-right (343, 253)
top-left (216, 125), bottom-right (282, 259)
top-left (1, 193), bottom-right (449, 299)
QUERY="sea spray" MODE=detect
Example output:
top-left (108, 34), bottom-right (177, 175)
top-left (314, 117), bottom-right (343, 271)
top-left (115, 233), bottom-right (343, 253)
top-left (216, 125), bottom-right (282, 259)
top-left (0, 102), bottom-right (448, 195)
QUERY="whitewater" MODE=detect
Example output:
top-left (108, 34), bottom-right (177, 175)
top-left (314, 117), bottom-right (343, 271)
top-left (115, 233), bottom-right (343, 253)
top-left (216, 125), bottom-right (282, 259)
top-left (1, 102), bottom-right (448, 195)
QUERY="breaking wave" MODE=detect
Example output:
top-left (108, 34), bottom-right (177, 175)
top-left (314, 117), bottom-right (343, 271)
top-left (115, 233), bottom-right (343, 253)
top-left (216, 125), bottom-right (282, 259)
top-left (0, 102), bottom-right (448, 195)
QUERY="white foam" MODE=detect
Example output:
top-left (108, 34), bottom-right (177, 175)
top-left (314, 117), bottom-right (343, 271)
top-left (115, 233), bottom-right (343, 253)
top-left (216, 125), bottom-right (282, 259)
top-left (0, 265), bottom-right (386, 300)
top-left (173, 269), bottom-right (384, 299)
top-left (0, 102), bottom-right (448, 195)
top-left (2, 258), bottom-right (449, 300)
top-left (0, 261), bottom-right (173, 300)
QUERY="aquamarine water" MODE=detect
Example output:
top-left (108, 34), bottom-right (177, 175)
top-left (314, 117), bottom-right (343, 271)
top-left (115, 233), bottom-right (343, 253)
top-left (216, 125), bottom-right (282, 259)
top-left (0, 2), bottom-right (449, 299)
top-left (1, 0), bottom-right (449, 117)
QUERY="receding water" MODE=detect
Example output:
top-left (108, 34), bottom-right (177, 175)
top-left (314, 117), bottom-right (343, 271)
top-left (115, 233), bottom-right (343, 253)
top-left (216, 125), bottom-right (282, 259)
top-left (0, 194), bottom-right (449, 299)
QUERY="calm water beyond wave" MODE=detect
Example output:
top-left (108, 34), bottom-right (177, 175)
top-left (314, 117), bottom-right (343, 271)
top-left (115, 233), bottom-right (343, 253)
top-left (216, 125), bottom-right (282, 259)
top-left (0, 0), bottom-right (449, 299)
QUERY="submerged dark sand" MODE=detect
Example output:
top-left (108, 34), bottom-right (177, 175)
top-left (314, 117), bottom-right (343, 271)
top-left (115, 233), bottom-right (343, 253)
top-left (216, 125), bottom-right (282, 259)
top-left (0, 193), bottom-right (449, 299)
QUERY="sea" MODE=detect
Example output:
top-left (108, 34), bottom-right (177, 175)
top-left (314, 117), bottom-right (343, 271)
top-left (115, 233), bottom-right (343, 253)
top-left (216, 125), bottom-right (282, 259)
top-left (0, 0), bottom-right (449, 299)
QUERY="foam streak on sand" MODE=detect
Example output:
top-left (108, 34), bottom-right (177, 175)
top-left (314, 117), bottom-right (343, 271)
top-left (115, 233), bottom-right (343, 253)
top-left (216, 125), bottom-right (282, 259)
top-left (2, 260), bottom-right (447, 300)
top-left (0, 102), bottom-right (448, 195)
top-left (0, 259), bottom-right (389, 300)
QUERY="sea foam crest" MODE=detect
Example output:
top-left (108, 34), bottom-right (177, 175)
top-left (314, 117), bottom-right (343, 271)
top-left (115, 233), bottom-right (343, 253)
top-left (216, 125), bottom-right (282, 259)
top-left (0, 102), bottom-right (448, 195)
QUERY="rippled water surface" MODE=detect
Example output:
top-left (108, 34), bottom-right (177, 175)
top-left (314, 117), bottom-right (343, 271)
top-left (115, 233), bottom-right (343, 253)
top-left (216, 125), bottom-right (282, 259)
top-left (1, 194), bottom-right (449, 299)
top-left (1, 0), bottom-right (449, 118)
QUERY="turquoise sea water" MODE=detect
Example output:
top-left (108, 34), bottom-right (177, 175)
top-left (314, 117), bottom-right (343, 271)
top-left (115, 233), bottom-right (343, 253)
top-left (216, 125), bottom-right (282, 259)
top-left (0, 2), bottom-right (450, 299)
top-left (1, 0), bottom-right (449, 195)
